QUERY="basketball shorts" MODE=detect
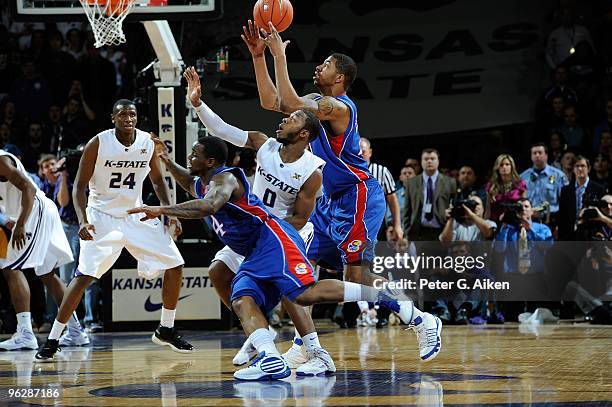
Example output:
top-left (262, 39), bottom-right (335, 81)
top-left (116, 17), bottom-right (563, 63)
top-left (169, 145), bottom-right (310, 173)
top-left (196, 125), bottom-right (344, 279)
top-left (76, 207), bottom-right (184, 280)
top-left (307, 178), bottom-right (385, 270)
top-left (0, 194), bottom-right (73, 276)
top-left (230, 217), bottom-right (315, 315)
top-left (213, 221), bottom-right (314, 273)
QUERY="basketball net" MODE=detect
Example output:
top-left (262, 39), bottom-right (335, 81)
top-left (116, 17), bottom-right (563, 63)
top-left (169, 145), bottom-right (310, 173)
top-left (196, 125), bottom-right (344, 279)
top-left (80, 0), bottom-right (137, 48)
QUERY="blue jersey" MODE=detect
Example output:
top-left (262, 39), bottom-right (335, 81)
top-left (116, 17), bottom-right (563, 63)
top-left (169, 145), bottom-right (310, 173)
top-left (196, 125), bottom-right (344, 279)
top-left (310, 94), bottom-right (373, 195)
top-left (194, 166), bottom-right (276, 257)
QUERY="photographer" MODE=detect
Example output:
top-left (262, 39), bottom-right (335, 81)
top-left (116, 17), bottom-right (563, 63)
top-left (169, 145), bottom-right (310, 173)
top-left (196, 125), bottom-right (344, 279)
top-left (439, 195), bottom-right (497, 243)
top-left (558, 156), bottom-right (606, 241)
top-left (54, 146), bottom-right (102, 332)
top-left (576, 194), bottom-right (612, 239)
top-left (497, 198), bottom-right (553, 242)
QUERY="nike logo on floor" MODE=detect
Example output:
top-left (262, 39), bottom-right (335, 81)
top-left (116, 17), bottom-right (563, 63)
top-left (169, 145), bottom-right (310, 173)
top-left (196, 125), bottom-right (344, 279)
top-left (144, 294), bottom-right (193, 312)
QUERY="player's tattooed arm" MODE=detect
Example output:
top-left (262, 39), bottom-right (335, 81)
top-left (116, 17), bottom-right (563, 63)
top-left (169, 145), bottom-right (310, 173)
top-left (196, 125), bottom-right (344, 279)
top-left (128, 173), bottom-right (239, 220)
top-left (284, 169), bottom-right (322, 231)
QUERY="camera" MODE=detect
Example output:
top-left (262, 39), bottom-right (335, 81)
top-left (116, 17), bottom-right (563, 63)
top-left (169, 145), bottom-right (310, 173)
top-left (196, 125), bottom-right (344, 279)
top-left (580, 199), bottom-right (608, 222)
top-left (56, 146), bottom-right (84, 177)
top-left (450, 198), bottom-right (478, 222)
top-left (500, 201), bottom-right (523, 227)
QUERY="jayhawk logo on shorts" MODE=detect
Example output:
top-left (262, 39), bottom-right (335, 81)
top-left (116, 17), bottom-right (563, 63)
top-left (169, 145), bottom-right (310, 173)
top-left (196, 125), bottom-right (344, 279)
top-left (347, 240), bottom-right (363, 253)
top-left (294, 263), bottom-right (308, 274)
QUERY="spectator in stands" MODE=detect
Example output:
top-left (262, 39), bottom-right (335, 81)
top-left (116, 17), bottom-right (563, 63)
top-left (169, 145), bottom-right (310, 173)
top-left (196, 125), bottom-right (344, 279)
top-left (404, 148), bottom-right (456, 241)
top-left (549, 131), bottom-right (567, 168)
top-left (1, 99), bottom-right (23, 139)
top-left (45, 104), bottom-right (64, 155)
top-left (545, 8), bottom-right (594, 70)
top-left (29, 29), bottom-right (47, 62)
top-left (438, 196), bottom-right (497, 324)
top-left (360, 137), bottom-right (403, 242)
top-left (559, 150), bottom-right (577, 181)
top-left (440, 194), bottom-right (496, 243)
top-left (559, 156), bottom-right (607, 240)
top-left (521, 143), bottom-right (568, 226)
top-left (457, 165), bottom-right (485, 202)
top-left (100, 45), bottom-right (128, 97)
top-left (542, 65), bottom-right (578, 107)
top-left (9, 21), bottom-right (45, 51)
top-left (19, 122), bottom-right (49, 172)
top-left (79, 40), bottom-right (116, 132)
top-left (40, 31), bottom-right (77, 106)
top-left (598, 130), bottom-right (612, 159)
top-left (0, 123), bottom-right (11, 147)
top-left (62, 86), bottom-right (95, 148)
top-left (557, 105), bottom-right (588, 150)
top-left (0, 24), bottom-right (19, 99)
top-left (540, 95), bottom-right (567, 135)
top-left (593, 98), bottom-right (612, 153)
top-left (37, 154), bottom-right (59, 200)
top-left (591, 153), bottom-right (612, 191)
top-left (485, 154), bottom-right (527, 223)
top-left (55, 151), bottom-right (81, 286)
top-left (9, 58), bottom-right (51, 122)
top-left (405, 157), bottom-right (422, 175)
top-left (63, 28), bottom-right (85, 61)
top-left (390, 165), bottom-right (416, 234)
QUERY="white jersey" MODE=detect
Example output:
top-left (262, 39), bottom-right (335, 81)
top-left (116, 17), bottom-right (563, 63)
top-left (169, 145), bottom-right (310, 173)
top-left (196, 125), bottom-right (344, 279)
top-left (253, 138), bottom-right (325, 218)
top-left (88, 129), bottom-right (154, 217)
top-left (0, 150), bottom-right (45, 219)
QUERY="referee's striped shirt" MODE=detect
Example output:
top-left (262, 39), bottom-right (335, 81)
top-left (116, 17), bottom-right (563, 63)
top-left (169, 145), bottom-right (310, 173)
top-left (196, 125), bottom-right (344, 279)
top-left (369, 162), bottom-right (397, 195)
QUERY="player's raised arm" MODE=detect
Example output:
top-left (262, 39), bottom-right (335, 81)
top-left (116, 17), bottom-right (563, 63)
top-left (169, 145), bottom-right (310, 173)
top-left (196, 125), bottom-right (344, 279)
top-left (241, 19), bottom-right (281, 112)
top-left (262, 23), bottom-right (348, 122)
top-left (0, 156), bottom-right (36, 250)
top-left (284, 169), bottom-right (322, 231)
top-left (128, 172), bottom-right (239, 220)
top-left (73, 136), bottom-right (99, 241)
top-left (184, 67), bottom-right (269, 151)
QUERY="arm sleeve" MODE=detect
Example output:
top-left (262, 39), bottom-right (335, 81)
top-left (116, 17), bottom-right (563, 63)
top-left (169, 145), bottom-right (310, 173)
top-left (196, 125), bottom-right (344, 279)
top-left (194, 100), bottom-right (248, 147)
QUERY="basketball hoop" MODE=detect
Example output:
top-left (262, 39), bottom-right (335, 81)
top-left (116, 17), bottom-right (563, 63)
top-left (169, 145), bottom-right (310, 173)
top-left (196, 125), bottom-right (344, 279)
top-left (80, 0), bottom-right (137, 48)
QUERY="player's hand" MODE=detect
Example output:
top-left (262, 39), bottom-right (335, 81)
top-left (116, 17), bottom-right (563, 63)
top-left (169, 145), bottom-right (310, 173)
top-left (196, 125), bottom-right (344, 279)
top-left (11, 222), bottom-right (26, 251)
top-left (150, 133), bottom-right (170, 161)
top-left (241, 19), bottom-right (266, 58)
top-left (260, 22), bottom-right (290, 58)
top-left (165, 216), bottom-right (183, 240)
top-left (79, 223), bottom-right (96, 241)
top-left (127, 205), bottom-right (163, 222)
top-left (183, 66), bottom-right (202, 108)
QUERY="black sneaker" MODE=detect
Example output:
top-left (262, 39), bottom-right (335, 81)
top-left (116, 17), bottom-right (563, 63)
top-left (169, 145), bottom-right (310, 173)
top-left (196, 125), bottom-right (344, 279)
top-left (152, 325), bottom-right (193, 353)
top-left (35, 339), bottom-right (60, 362)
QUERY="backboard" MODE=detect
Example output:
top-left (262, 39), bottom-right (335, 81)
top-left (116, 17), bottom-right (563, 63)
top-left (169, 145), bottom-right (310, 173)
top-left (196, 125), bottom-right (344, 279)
top-left (12, 0), bottom-right (223, 21)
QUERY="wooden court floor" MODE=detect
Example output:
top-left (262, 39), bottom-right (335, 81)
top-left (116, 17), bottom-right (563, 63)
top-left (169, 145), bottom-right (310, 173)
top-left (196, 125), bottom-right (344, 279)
top-left (0, 323), bottom-right (609, 406)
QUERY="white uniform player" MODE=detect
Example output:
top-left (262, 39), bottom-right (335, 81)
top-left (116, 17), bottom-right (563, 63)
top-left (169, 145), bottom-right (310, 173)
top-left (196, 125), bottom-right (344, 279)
top-left (0, 150), bottom-right (88, 351)
top-left (212, 137), bottom-right (324, 272)
top-left (0, 151), bottom-right (73, 273)
top-left (77, 129), bottom-right (184, 278)
top-left (36, 100), bottom-right (192, 362)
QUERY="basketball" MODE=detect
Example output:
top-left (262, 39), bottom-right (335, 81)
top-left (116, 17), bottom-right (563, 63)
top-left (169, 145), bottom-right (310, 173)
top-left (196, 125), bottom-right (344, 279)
top-left (253, 0), bottom-right (293, 33)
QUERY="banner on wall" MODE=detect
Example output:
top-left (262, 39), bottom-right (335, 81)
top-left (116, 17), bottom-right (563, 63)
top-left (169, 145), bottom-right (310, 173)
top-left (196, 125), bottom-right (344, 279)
top-left (207, 0), bottom-right (548, 138)
top-left (111, 267), bottom-right (220, 322)
top-left (157, 87), bottom-right (177, 203)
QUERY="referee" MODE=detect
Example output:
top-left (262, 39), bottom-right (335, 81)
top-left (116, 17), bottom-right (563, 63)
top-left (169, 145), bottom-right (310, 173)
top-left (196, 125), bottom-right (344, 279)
top-left (359, 137), bottom-right (404, 242)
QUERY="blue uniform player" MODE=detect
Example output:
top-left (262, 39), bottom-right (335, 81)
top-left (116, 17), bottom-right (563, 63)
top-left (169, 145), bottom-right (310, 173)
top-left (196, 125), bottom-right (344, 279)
top-left (128, 135), bottom-right (418, 380)
top-left (245, 21), bottom-right (442, 361)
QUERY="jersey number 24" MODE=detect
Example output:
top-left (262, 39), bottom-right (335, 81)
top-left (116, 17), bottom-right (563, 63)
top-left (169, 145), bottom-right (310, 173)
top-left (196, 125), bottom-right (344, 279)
top-left (109, 172), bottom-right (136, 189)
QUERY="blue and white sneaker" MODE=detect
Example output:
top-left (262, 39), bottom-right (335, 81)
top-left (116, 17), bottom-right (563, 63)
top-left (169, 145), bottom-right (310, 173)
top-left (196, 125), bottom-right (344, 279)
top-left (295, 348), bottom-right (336, 377)
top-left (0, 330), bottom-right (38, 351)
top-left (410, 312), bottom-right (442, 362)
top-left (282, 338), bottom-right (308, 369)
top-left (234, 352), bottom-right (291, 381)
top-left (59, 329), bottom-right (90, 347)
